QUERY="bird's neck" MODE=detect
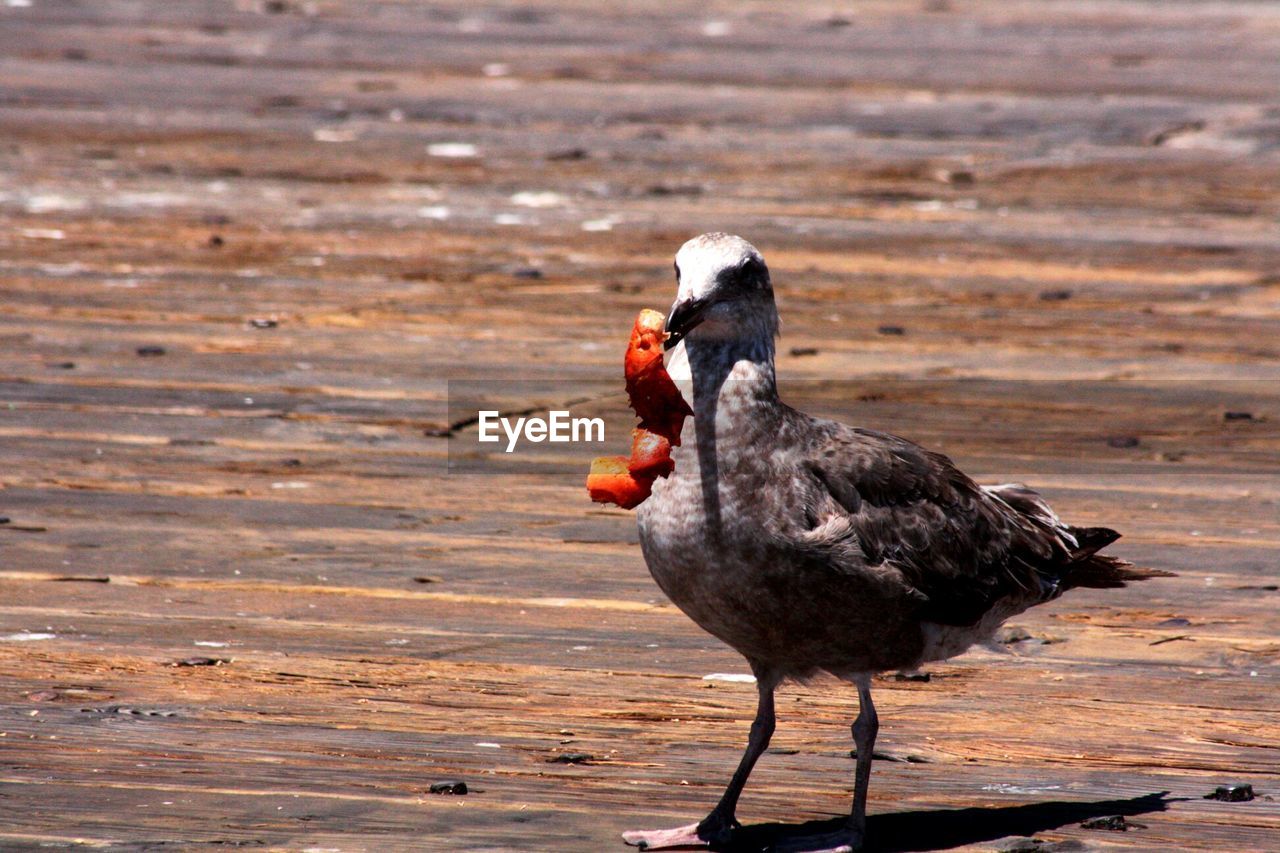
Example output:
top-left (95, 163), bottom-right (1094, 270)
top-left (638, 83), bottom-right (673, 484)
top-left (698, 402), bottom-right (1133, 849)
top-left (661, 334), bottom-right (779, 542)
top-left (669, 333), bottom-right (778, 424)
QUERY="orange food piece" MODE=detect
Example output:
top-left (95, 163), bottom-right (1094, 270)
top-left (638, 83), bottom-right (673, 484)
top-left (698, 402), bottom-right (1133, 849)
top-left (625, 309), bottom-right (693, 445)
top-left (588, 309), bottom-right (692, 509)
top-left (624, 309), bottom-right (666, 373)
top-left (627, 428), bottom-right (674, 478)
top-left (586, 455), bottom-right (654, 510)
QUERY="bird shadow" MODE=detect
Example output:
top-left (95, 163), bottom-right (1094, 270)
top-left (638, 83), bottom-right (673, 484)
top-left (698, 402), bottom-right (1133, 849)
top-left (721, 791), bottom-right (1176, 852)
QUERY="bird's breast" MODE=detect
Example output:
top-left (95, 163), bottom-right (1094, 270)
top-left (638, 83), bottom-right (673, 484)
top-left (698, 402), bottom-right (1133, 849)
top-left (636, 405), bottom-right (794, 616)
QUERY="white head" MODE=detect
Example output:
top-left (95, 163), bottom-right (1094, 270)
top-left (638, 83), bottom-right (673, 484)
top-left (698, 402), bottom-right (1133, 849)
top-left (665, 233), bottom-right (778, 351)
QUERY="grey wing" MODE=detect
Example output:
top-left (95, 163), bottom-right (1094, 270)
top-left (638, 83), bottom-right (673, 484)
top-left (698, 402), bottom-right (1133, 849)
top-left (785, 418), bottom-right (1075, 626)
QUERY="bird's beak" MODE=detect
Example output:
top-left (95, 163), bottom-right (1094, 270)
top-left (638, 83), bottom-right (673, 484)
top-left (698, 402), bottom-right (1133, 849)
top-left (664, 296), bottom-right (709, 351)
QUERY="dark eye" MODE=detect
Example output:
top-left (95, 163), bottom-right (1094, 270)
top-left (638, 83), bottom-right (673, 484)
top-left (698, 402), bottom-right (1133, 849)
top-left (673, 262), bottom-right (681, 281)
top-left (739, 256), bottom-right (765, 281)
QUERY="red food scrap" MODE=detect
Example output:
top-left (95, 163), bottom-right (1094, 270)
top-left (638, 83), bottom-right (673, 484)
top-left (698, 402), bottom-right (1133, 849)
top-left (587, 309), bottom-right (692, 509)
top-left (586, 455), bottom-right (653, 510)
top-left (628, 428), bottom-right (674, 478)
top-left (625, 309), bottom-right (693, 444)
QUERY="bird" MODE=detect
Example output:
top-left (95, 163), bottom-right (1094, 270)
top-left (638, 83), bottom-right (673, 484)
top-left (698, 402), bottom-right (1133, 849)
top-left (622, 233), bottom-right (1170, 852)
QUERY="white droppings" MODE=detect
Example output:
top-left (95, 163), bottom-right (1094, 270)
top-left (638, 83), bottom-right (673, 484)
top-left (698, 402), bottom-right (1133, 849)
top-left (270, 481), bottom-right (311, 489)
top-left (702, 673), bottom-right (756, 683)
top-left (417, 205), bottom-right (451, 220)
top-left (20, 228), bottom-right (65, 240)
top-left (570, 645), bottom-right (591, 651)
top-left (581, 216), bottom-right (618, 232)
top-left (313, 127), bottom-right (358, 143)
top-left (982, 783), bottom-right (1062, 794)
top-left (5, 0), bottom-right (33, 8)
top-left (483, 63), bottom-right (511, 77)
top-left (42, 262), bottom-right (86, 276)
top-left (1, 632), bottom-right (56, 642)
top-left (493, 213), bottom-right (528, 226)
top-left (701, 20), bottom-right (730, 37)
top-left (427, 142), bottom-right (479, 158)
top-left (1162, 130), bottom-right (1258, 156)
top-left (25, 194), bottom-right (87, 213)
top-left (475, 742), bottom-right (501, 748)
top-left (193, 641), bottom-right (229, 648)
top-left (111, 191), bottom-right (191, 209)
top-left (385, 638), bottom-right (410, 646)
top-left (510, 191), bottom-right (564, 208)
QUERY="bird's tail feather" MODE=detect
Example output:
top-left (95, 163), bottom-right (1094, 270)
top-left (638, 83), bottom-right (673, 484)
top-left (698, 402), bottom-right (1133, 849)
top-left (1067, 525), bottom-right (1121, 560)
top-left (1064, 553), bottom-right (1176, 590)
top-left (986, 483), bottom-right (1175, 596)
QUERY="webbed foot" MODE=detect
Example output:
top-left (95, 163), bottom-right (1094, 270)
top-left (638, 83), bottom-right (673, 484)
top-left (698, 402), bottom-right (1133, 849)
top-left (621, 810), bottom-right (739, 850)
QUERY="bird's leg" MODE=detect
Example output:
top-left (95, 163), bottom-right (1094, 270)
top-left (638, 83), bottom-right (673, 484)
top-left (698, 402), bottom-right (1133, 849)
top-left (771, 680), bottom-right (877, 853)
top-left (763, 680), bottom-right (875, 853)
top-left (700, 678), bottom-right (776, 838)
top-left (849, 679), bottom-right (877, 838)
top-left (622, 677), bottom-right (776, 850)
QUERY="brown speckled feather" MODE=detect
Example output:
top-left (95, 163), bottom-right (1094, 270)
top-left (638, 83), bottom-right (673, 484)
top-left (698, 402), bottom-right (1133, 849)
top-left (790, 414), bottom-right (1067, 627)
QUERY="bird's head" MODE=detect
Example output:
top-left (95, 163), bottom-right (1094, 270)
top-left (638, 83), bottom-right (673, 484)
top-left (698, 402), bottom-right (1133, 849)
top-left (665, 233), bottom-right (778, 351)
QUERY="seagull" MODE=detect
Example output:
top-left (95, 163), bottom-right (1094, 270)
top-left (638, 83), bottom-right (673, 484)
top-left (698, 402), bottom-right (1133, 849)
top-left (623, 233), bottom-right (1169, 852)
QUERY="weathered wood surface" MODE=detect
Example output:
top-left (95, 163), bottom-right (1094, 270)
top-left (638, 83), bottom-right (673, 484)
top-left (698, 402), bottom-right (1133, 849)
top-left (1, 1), bottom-right (1278, 850)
